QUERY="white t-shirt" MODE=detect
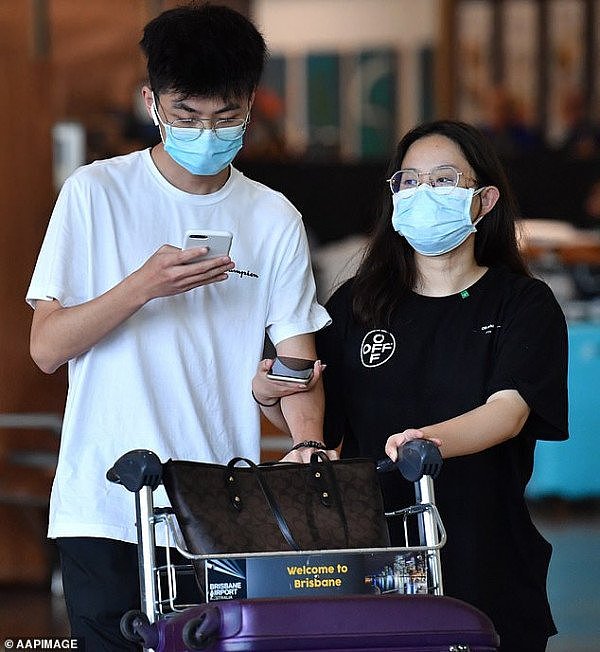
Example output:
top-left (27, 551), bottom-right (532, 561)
top-left (27, 149), bottom-right (330, 543)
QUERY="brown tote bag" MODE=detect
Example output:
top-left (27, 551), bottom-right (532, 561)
top-left (162, 452), bottom-right (391, 556)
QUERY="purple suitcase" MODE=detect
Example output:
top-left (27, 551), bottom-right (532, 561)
top-left (138, 594), bottom-right (499, 651)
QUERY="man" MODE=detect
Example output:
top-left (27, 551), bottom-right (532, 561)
top-left (27, 3), bottom-right (329, 648)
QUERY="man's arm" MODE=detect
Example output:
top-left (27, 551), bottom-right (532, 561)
top-left (252, 332), bottom-right (333, 462)
top-left (30, 245), bottom-right (234, 373)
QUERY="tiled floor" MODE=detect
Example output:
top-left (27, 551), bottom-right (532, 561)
top-left (531, 501), bottom-right (600, 652)
top-left (0, 501), bottom-right (598, 650)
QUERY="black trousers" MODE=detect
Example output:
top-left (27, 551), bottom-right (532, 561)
top-left (56, 537), bottom-right (200, 651)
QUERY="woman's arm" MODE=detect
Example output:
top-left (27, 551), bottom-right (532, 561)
top-left (385, 389), bottom-right (530, 460)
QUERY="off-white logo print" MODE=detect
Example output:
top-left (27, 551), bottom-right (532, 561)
top-left (361, 329), bottom-right (396, 367)
top-left (478, 323), bottom-right (501, 335)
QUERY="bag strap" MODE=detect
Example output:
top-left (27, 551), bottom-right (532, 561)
top-left (225, 457), bottom-right (301, 551)
top-left (310, 451), bottom-right (350, 547)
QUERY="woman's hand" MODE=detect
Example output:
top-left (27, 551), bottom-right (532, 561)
top-left (251, 358), bottom-right (326, 407)
top-left (384, 428), bottom-right (442, 462)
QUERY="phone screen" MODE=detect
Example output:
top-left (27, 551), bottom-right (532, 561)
top-left (267, 356), bottom-right (315, 383)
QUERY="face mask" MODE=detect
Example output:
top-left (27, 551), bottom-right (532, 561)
top-left (391, 184), bottom-right (484, 256)
top-left (152, 99), bottom-right (245, 176)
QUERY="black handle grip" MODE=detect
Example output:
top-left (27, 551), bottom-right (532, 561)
top-left (376, 439), bottom-right (443, 482)
top-left (106, 449), bottom-right (163, 492)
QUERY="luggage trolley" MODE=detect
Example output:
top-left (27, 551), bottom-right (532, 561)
top-left (107, 441), bottom-right (499, 651)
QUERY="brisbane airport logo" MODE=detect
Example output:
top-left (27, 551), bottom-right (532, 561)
top-left (360, 329), bottom-right (396, 368)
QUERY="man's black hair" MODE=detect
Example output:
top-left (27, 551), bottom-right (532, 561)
top-left (140, 1), bottom-right (268, 100)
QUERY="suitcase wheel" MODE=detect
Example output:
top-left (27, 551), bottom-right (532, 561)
top-left (182, 606), bottom-right (221, 650)
top-left (120, 609), bottom-right (151, 644)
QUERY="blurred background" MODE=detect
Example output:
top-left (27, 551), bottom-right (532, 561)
top-left (0, 1), bottom-right (599, 649)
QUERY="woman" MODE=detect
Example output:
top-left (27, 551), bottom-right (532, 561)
top-left (254, 120), bottom-right (568, 651)
top-left (323, 120), bottom-right (568, 652)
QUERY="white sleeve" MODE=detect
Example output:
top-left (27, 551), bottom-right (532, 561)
top-left (26, 176), bottom-right (90, 309)
top-left (266, 218), bottom-right (331, 345)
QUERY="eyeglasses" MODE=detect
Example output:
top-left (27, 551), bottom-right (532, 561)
top-left (387, 165), bottom-right (477, 196)
top-left (154, 97), bottom-right (250, 142)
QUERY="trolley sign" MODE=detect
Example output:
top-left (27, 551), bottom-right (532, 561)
top-left (205, 549), bottom-right (428, 602)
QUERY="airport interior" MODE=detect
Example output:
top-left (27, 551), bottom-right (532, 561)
top-left (0, 1), bottom-right (599, 650)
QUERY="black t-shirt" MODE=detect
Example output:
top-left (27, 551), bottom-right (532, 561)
top-left (317, 267), bottom-right (568, 647)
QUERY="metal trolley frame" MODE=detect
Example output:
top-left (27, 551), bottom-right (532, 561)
top-left (107, 441), bottom-right (446, 648)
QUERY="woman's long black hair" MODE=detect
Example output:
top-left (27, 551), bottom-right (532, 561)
top-left (351, 120), bottom-right (531, 326)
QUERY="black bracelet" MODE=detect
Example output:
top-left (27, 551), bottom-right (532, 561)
top-left (289, 440), bottom-right (327, 452)
top-left (252, 389), bottom-right (280, 408)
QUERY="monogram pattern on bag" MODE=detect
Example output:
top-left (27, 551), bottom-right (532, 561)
top-left (162, 458), bottom-right (391, 557)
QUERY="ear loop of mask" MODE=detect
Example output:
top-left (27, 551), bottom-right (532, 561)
top-left (150, 94), bottom-right (168, 148)
top-left (150, 94), bottom-right (160, 127)
top-left (472, 187), bottom-right (487, 227)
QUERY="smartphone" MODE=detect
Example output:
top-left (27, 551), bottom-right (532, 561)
top-left (183, 229), bottom-right (233, 261)
top-left (266, 356), bottom-right (315, 383)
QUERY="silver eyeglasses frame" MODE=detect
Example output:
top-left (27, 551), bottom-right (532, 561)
top-left (153, 94), bottom-right (250, 142)
top-left (387, 165), bottom-right (478, 196)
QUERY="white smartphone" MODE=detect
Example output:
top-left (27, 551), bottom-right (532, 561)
top-left (266, 356), bottom-right (315, 383)
top-left (183, 229), bottom-right (233, 261)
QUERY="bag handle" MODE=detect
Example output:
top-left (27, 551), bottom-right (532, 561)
top-left (310, 451), bottom-right (350, 547)
top-left (225, 457), bottom-right (301, 551)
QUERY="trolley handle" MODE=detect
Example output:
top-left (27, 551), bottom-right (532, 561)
top-left (376, 439), bottom-right (443, 482)
top-left (106, 449), bottom-right (163, 492)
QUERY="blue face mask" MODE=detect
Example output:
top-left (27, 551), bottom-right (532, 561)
top-left (391, 184), bottom-right (484, 256)
top-left (152, 99), bottom-right (246, 176)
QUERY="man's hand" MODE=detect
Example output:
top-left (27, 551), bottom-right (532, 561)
top-left (133, 244), bottom-right (235, 301)
top-left (280, 446), bottom-right (339, 463)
